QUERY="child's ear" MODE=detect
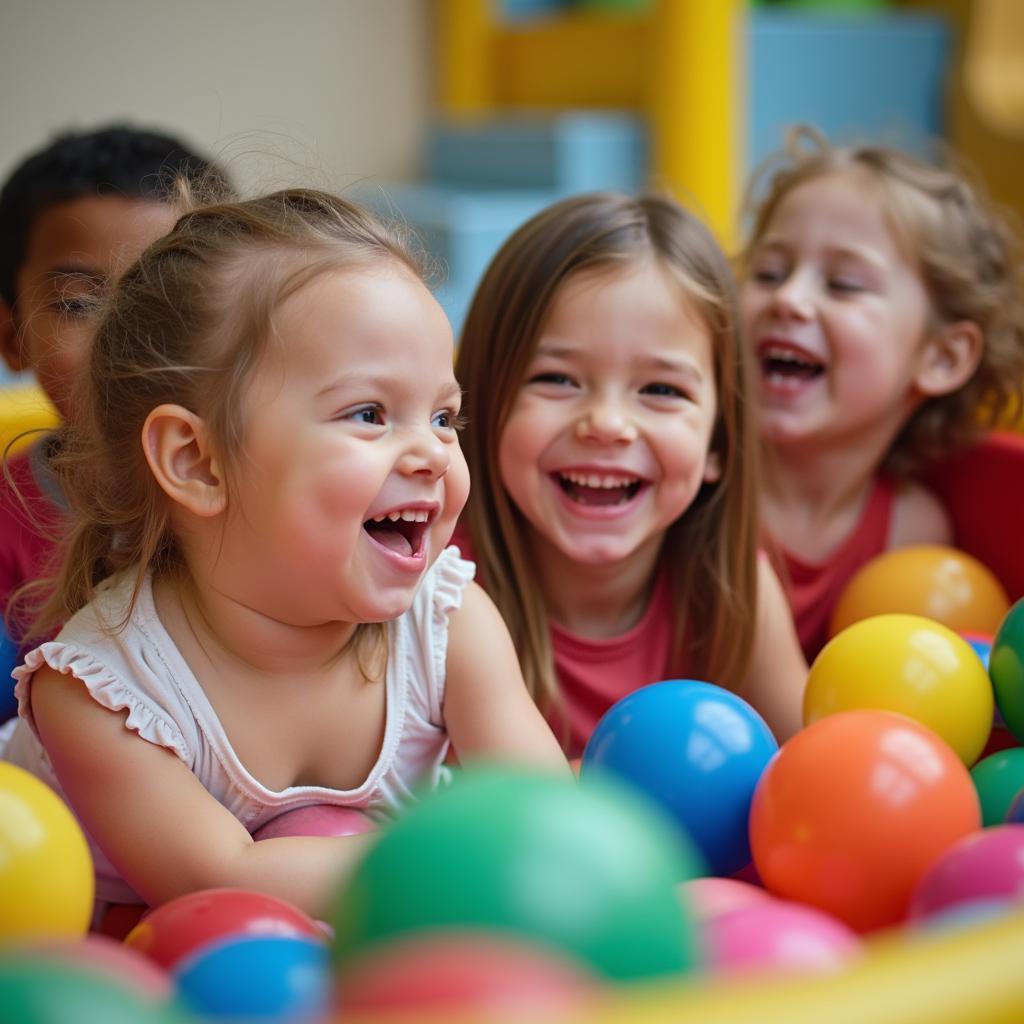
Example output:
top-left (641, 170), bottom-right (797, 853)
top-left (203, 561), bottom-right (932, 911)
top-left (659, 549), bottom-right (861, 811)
top-left (915, 320), bottom-right (983, 397)
top-left (0, 299), bottom-right (28, 373)
top-left (142, 404), bottom-right (226, 517)
top-left (703, 450), bottom-right (723, 484)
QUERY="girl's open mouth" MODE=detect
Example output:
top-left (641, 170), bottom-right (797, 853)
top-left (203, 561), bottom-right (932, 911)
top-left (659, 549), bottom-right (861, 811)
top-left (760, 344), bottom-right (825, 386)
top-left (363, 508), bottom-right (432, 558)
top-left (554, 471), bottom-right (645, 507)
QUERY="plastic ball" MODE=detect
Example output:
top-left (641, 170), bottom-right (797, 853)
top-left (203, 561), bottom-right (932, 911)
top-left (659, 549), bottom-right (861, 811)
top-left (124, 888), bottom-right (324, 970)
top-left (706, 900), bottom-right (862, 977)
top-left (24, 935), bottom-right (172, 1001)
top-left (0, 762), bottom-right (93, 940)
top-left (1006, 787), bottom-right (1024, 823)
top-left (961, 631), bottom-right (994, 670)
top-left (989, 598), bottom-right (1024, 742)
top-left (581, 679), bottom-right (778, 875)
top-left (0, 615), bottom-right (18, 722)
top-left (908, 825), bottom-right (1024, 922)
top-left (970, 748), bottom-right (1024, 826)
top-left (681, 876), bottom-right (773, 924)
top-left (829, 544), bottom-right (1009, 637)
top-left (750, 710), bottom-right (980, 932)
top-left (805, 614), bottom-right (994, 765)
top-left (252, 804), bottom-right (375, 841)
top-left (330, 768), bottom-right (703, 982)
top-left (337, 931), bottom-right (601, 1016)
top-left (174, 934), bottom-right (329, 1021)
top-left (0, 959), bottom-right (189, 1023)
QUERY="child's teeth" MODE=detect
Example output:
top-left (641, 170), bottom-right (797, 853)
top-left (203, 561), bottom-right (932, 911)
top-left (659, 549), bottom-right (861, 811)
top-left (563, 472), bottom-right (635, 488)
top-left (373, 509), bottom-right (431, 523)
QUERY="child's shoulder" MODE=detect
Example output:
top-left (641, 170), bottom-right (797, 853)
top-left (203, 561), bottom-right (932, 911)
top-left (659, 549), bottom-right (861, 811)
top-left (888, 476), bottom-right (952, 549)
top-left (406, 546), bottom-right (476, 634)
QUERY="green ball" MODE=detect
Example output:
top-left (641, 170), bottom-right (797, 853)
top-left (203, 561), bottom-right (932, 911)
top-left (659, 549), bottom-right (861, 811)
top-left (0, 959), bottom-right (192, 1023)
top-left (991, 599), bottom-right (1024, 743)
top-left (971, 747), bottom-right (1024, 826)
top-left (330, 768), bottom-right (703, 982)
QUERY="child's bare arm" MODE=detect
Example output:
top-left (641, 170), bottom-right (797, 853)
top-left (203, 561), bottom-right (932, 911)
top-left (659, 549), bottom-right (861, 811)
top-left (442, 582), bottom-right (570, 775)
top-left (889, 479), bottom-right (953, 548)
top-left (30, 665), bottom-right (370, 918)
top-left (742, 557), bottom-right (808, 743)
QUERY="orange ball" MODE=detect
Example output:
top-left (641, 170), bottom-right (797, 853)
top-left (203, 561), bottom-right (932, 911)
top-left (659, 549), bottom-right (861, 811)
top-left (750, 710), bottom-right (980, 933)
top-left (830, 545), bottom-right (1009, 638)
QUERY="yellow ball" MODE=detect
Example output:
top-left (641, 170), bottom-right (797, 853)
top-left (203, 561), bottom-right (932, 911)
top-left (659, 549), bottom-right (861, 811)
top-left (805, 613), bottom-right (994, 765)
top-left (830, 545), bottom-right (1009, 638)
top-left (0, 763), bottom-right (93, 939)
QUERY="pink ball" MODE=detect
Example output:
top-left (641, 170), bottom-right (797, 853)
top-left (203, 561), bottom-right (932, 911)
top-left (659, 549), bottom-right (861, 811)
top-left (680, 877), bottom-right (773, 924)
top-left (908, 824), bottom-right (1024, 922)
top-left (23, 934), bottom-right (172, 1000)
top-left (707, 901), bottom-right (862, 977)
top-left (338, 931), bottom-right (601, 1015)
top-left (252, 805), bottom-right (376, 841)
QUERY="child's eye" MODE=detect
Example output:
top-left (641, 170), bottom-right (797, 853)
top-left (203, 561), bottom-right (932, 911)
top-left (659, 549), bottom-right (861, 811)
top-left (751, 265), bottom-right (787, 286)
top-left (433, 410), bottom-right (467, 431)
top-left (345, 404), bottom-right (385, 425)
top-left (51, 296), bottom-right (92, 318)
top-left (528, 372), bottom-right (576, 387)
top-left (828, 278), bottom-right (865, 294)
top-left (641, 382), bottom-right (687, 399)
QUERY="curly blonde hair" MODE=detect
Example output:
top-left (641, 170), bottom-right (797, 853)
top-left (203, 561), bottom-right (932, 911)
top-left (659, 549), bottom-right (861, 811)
top-left (742, 125), bottom-right (1024, 475)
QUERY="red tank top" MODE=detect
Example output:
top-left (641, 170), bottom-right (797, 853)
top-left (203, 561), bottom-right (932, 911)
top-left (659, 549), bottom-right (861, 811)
top-left (450, 525), bottom-right (685, 757)
top-left (778, 476), bottom-right (894, 663)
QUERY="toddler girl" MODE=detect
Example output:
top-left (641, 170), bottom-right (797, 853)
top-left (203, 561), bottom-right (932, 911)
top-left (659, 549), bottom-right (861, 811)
top-left (0, 188), bottom-right (567, 921)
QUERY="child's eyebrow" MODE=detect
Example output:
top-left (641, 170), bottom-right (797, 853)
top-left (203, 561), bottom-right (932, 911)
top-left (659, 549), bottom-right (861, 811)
top-left (44, 266), bottom-right (106, 284)
top-left (316, 377), bottom-right (464, 401)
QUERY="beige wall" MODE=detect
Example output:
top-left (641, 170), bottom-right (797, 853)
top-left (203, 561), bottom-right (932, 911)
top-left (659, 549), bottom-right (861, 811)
top-left (0, 0), bottom-right (432, 191)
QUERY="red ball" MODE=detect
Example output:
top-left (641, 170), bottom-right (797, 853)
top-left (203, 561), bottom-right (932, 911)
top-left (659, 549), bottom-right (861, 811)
top-left (124, 888), bottom-right (323, 970)
top-left (749, 710), bottom-right (980, 932)
top-left (337, 931), bottom-right (601, 1015)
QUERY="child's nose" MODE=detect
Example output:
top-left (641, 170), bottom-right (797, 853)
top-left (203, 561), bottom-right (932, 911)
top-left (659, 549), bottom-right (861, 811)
top-left (398, 427), bottom-right (449, 478)
top-left (771, 272), bottom-right (816, 321)
top-left (575, 397), bottom-right (638, 445)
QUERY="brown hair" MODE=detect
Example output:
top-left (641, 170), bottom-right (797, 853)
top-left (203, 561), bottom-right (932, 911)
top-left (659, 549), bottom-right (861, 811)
top-left (742, 125), bottom-right (1024, 474)
top-left (23, 187), bottom-right (424, 663)
top-left (455, 192), bottom-right (760, 726)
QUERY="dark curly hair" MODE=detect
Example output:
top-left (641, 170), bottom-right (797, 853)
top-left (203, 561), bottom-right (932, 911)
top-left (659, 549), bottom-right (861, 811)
top-left (0, 125), bottom-right (229, 307)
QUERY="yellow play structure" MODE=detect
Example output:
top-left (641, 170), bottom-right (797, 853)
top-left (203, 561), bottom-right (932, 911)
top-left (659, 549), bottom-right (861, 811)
top-left (436, 0), bottom-right (743, 245)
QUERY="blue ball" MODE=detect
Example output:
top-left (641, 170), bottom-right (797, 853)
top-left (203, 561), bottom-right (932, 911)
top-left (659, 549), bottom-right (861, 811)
top-left (174, 934), bottom-right (329, 1021)
top-left (0, 617), bottom-right (19, 724)
top-left (1006, 786), bottom-right (1024, 824)
top-left (582, 679), bottom-right (778, 876)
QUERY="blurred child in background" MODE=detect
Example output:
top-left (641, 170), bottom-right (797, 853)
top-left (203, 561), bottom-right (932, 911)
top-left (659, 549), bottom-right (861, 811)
top-left (0, 126), bottom-right (226, 652)
top-left (740, 127), bottom-right (1024, 661)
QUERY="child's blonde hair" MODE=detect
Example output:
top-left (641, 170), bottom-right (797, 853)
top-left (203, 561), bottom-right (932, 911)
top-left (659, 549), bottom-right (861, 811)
top-left (455, 192), bottom-right (760, 726)
top-left (743, 125), bottom-right (1024, 474)
top-left (27, 188), bottom-right (424, 644)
